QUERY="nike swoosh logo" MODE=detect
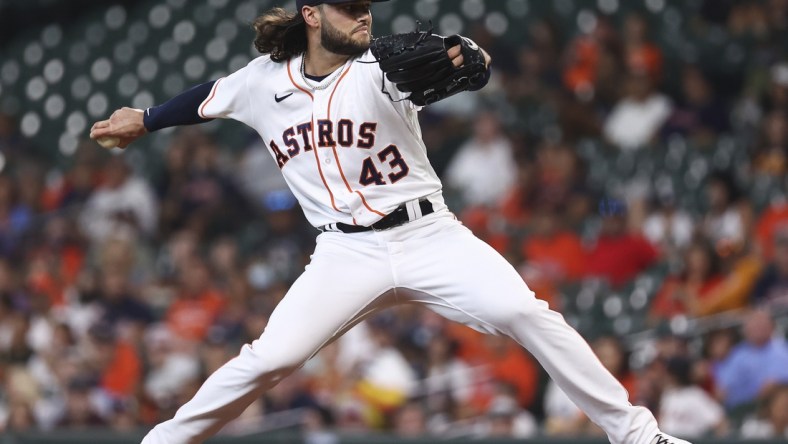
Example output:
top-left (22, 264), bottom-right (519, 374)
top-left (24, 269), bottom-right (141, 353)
top-left (275, 93), bottom-right (294, 103)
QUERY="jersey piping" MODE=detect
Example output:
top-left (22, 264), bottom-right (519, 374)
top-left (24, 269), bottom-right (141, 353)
top-left (327, 63), bottom-right (386, 218)
top-left (198, 78), bottom-right (224, 119)
top-left (287, 58), bottom-right (340, 212)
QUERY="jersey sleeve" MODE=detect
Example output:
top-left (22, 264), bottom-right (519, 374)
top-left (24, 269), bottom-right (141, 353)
top-left (198, 63), bottom-right (255, 126)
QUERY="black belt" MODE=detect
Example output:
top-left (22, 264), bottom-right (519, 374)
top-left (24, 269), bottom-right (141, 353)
top-left (319, 200), bottom-right (434, 233)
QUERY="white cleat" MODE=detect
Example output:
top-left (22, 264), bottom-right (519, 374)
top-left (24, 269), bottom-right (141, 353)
top-left (650, 432), bottom-right (693, 444)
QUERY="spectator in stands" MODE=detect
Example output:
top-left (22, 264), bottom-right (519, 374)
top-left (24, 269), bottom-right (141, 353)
top-left (594, 336), bottom-right (638, 399)
top-left (751, 226), bottom-right (788, 308)
top-left (154, 229), bottom-right (199, 284)
top-left (155, 138), bottom-right (191, 237)
top-left (766, 62), bottom-right (788, 112)
top-left (56, 376), bottom-right (106, 429)
top-left (0, 175), bottom-right (33, 260)
top-left (520, 206), bottom-right (585, 283)
top-left (736, 60), bottom-right (788, 132)
top-left (445, 110), bottom-right (517, 208)
top-left (702, 170), bottom-right (747, 246)
top-left (1, 367), bottom-right (40, 431)
top-left (649, 239), bottom-right (724, 323)
top-left (584, 198), bottom-right (659, 287)
top-left (533, 141), bottom-right (592, 227)
top-left (84, 322), bottom-right (141, 401)
top-left (476, 383), bottom-right (537, 438)
top-left (740, 384), bottom-right (788, 438)
top-left (603, 72), bottom-right (672, 150)
top-left (727, 1), bottom-right (770, 38)
top-left (237, 139), bottom-right (291, 210)
top-left (622, 13), bottom-right (663, 82)
top-left (663, 66), bottom-right (730, 145)
top-left (558, 15), bottom-right (619, 138)
top-left (198, 327), bottom-right (235, 377)
top-left (176, 136), bottom-right (252, 240)
top-left (3, 401), bottom-right (36, 431)
top-left (35, 214), bottom-right (87, 295)
top-left (24, 322), bottom-right (78, 429)
top-left (0, 262), bottom-right (27, 348)
top-left (165, 256), bottom-right (226, 343)
top-left (0, 292), bottom-right (16, 356)
top-left (499, 153), bottom-right (539, 230)
top-left (562, 14), bottom-right (618, 98)
top-left (423, 335), bottom-right (473, 419)
top-left (302, 341), bottom-right (356, 417)
top-left (256, 190), bottom-right (316, 284)
top-left (302, 407), bottom-right (339, 444)
top-left (355, 315), bottom-right (417, 427)
top-left (0, 296), bottom-right (34, 364)
top-left (696, 328), bottom-right (739, 396)
top-left (642, 189), bottom-right (694, 262)
top-left (658, 356), bottom-right (728, 438)
top-left (142, 326), bottom-right (200, 423)
top-left (79, 156), bottom-right (158, 244)
top-left (714, 309), bottom-right (788, 410)
top-left (13, 162), bottom-right (44, 214)
top-left (97, 267), bottom-right (154, 330)
top-left (393, 400), bottom-right (428, 437)
top-left (43, 146), bottom-right (102, 211)
top-left (686, 238), bottom-right (763, 317)
top-left (755, 198), bottom-right (788, 260)
top-left (476, 335), bottom-right (540, 412)
top-left (263, 368), bottom-right (319, 416)
top-left (752, 109), bottom-right (787, 177)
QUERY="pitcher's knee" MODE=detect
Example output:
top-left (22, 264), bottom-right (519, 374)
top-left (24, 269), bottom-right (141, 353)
top-left (243, 340), bottom-right (308, 381)
top-left (496, 295), bottom-right (553, 329)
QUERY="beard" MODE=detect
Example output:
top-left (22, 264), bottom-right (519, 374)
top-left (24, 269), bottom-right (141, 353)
top-left (320, 17), bottom-right (371, 56)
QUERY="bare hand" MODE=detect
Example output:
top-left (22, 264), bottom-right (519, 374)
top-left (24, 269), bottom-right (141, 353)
top-left (448, 44), bottom-right (492, 68)
top-left (448, 44), bottom-right (464, 67)
top-left (90, 107), bottom-right (147, 149)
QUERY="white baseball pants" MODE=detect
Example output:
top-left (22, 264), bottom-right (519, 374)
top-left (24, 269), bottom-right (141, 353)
top-left (141, 210), bottom-right (659, 444)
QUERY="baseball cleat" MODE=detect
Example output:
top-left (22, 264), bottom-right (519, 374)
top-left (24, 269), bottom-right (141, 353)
top-left (650, 432), bottom-right (693, 444)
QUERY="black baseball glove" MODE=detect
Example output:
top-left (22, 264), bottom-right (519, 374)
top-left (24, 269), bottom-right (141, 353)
top-left (370, 27), bottom-right (488, 106)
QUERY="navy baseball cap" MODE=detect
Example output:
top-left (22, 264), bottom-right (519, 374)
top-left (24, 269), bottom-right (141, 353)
top-left (296, 0), bottom-right (388, 9)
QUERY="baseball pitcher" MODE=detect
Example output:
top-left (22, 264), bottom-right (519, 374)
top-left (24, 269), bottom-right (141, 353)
top-left (90, 1), bottom-right (691, 443)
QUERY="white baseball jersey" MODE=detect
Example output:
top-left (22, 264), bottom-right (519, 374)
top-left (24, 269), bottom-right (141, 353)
top-left (198, 51), bottom-right (446, 228)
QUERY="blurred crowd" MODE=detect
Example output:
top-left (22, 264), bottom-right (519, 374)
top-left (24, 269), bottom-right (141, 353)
top-left (1, 0), bottom-right (788, 441)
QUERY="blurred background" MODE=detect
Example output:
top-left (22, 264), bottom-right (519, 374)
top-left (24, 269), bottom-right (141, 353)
top-left (0, 0), bottom-right (787, 442)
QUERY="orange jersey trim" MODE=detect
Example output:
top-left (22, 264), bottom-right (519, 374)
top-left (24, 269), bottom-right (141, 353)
top-left (287, 60), bottom-right (313, 100)
top-left (327, 64), bottom-right (386, 218)
top-left (288, 59), bottom-right (339, 212)
top-left (198, 78), bottom-right (224, 118)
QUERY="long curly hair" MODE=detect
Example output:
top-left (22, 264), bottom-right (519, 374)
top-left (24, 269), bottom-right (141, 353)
top-left (252, 7), bottom-right (307, 62)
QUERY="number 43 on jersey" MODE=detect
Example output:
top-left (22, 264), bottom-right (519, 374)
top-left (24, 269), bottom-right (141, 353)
top-left (360, 144), bottom-right (409, 186)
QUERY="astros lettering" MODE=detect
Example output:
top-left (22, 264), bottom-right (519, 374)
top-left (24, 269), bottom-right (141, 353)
top-left (269, 119), bottom-right (377, 168)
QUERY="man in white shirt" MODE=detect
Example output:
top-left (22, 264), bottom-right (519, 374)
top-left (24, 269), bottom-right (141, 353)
top-left (604, 72), bottom-right (672, 150)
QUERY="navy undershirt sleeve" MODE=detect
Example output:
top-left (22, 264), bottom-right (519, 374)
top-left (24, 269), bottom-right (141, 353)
top-left (142, 80), bottom-right (216, 132)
